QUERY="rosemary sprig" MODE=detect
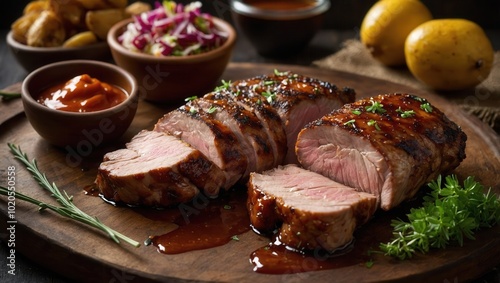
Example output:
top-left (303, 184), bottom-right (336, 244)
top-left (0, 91), bottom-right (21, 101)
top-left (380, 174), bottom-right (499, 260)
top-left (0, 143), bottom-right (140, 247)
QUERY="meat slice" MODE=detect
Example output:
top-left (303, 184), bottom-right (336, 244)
top-left (247, 164), bottom-right (377, 252)
top-left (231, 71), bottom-right (356, 164)
top-left (95, 130), bottom-right (226, 207)
top-left (212, 88), bottom-right (287, 168)
top-left (194, 93), bottom-right (275, 176)
top-left (154, 104), bottom-right (247, 189)
top-left (296, 93), bottom-right (467, 210)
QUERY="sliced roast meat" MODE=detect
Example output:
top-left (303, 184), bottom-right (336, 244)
top-left (195, 92), bottom-right (275, 176)
top-left (154, 104), bottom-right (247, 189)
top-left (231, 71), bottom-right (356, 164)
top-left (296, 93), bottom-right (467, 210)
top-left (211, 88), bottom-right (287, 168)
top-left (95, 130), bottom-right (226, 207)
top-left (247, 164), bottom-right (377, 252)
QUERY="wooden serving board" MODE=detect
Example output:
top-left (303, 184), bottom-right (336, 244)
top-left (1, 63), bottom-right (499, 282)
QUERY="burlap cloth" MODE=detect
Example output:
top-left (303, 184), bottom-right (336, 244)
top-left (313, 39), bottom-right (500, 134)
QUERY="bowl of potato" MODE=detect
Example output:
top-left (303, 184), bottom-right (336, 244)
top-left (7, 0), bottom-right (151, 72)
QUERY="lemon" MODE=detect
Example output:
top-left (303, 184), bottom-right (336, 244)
top-left (405, 19), bottom-right (494, 91)
top-left (360, 0), bottom-right (432, 66)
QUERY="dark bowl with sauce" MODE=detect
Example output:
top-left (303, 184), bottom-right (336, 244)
top-left (6, 31), bottom-right (111, 72)
top-left (21, 60), bottom-right (138, 148)
top-left (107, 17), bottom-right (236, 103)
top-left (230, 0), bottom-right (330, 57)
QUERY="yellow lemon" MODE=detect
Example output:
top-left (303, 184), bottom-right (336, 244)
top-left (405, 19), bottom-right (494, 91)
top-left (360, 0), bottom-right (432, 66)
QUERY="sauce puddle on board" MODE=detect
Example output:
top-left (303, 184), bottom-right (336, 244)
top-left (86, 184), bottom-right (377, 274)
top-left (144, 189), bottom-right (251, 254)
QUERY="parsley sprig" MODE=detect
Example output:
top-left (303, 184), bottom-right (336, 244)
top-left (380, 174), bottom-right (499, 260)
top-left (0, 143), bottom-right (140, 247)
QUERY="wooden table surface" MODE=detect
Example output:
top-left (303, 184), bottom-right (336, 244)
top-left (1, 25), bottom-right (500, 283)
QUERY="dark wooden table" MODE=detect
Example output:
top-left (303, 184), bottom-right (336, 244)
top-left (1, 25), bottom-right (499, 282)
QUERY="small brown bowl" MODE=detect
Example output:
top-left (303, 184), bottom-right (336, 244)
top-left (107, 17), bottom-right (236, 103)
top-left (7, 31), bottom-right (111, 72)
top-left (21, 60), bottom-right (138, 149)
top-left (231, 0), bottom-right (330, 57)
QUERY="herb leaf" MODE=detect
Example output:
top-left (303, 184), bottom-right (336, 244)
top-left (343, 119), bottom-right (356, 127)
top-left (0, 91), bottom-right (21, 101)
top-left (420, 103), bottom-right (433, 113)
top-left (0, 144), bottom-right (140, 247)
top-left (365, 100), bottom-right (386, 114)
top-left (396, 107), bottom-right (416, 118)
top-left (214, 80), bottom-right (232, 92)
top-left (262, 91), bottom-right (277, 103)
top-left (380, 174), bottom-right (500, 260)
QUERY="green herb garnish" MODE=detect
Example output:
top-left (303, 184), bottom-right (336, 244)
top-left (367, 119), bottom-right (381, 131)
top-left (274, 69), bottom-right (286, 76)
top-left (207, 106), bottom-right (217, 114)
top-left (365, 100), bottom-right (386, 114)
top-left (365, 259), bottom-right (374, 268)
top-left (262, 91), bottom-right (277, 103)
top-left (352, 109), bottom-right (362, 115)
top-left (343, 119), bottom-right (356, 127)
top-left (231, 235), bottom-right (239, 241)
top-left (185, 96), bottom-right (198, 102)
top-left (214, 80), bottom-right (232, 92)
top-left (420, 102), bottom-right (433, 113)
top-left (0, 91), bottom-right (21, 101)
top-left (380, 174), bottom-right (500, 260)
top-left (0, 144), bottom-right (140, 247)
top-left (396, 107), bottom-right (416, 118)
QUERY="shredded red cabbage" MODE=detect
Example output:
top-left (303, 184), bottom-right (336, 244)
top-left (118, 1), bottom-right (228, 56)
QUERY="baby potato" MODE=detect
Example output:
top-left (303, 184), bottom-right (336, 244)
top-left (23, 0), bottom-right (48, 15)
top-left (63, 31), bottom-right (98, 47)
top-left (26, 10), bottom-right (66, 47)
top-left (85, 8), bottom-right (125, 40)
top-left (49, 0), bottom-right (86, 28)
top-left (125, 1), bottom-right (152, 16)
top-left (76, 0), bottom-right (127, 10)
top-left (11, 12), bottom-right (41, 44)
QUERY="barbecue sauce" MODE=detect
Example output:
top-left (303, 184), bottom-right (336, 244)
top-left (243, 0), bottom-right (316, 11)
top-left (37, 74), bottom-right (127, 112)
top-left (138, 189), bottom-right (251, 254)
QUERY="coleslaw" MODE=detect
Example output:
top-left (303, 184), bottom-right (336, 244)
top-left (118, 1), bottom-right (228, 56)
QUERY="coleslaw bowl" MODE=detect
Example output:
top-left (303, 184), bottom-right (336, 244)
top-left (107, 17), bottom-right (236, 103)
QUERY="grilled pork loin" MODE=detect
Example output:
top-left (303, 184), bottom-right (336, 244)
top-left (247, 164), bottom-right (378, 252)
top-left (96, 130), bottom-right (226, 207)
top-left (154, 71), bottom-right (354, 188)
top-left (230, 71), bottom-right (356, 164)
top-left (296, 93), bottom-right (467, 210)
top-left (96, 71), bottom-right (356, 207)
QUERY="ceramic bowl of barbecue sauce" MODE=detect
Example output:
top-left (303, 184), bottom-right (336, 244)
top-left (21, 60), bottom-right (138, 149)
top-left (230, 0), bottom-right (330, 57)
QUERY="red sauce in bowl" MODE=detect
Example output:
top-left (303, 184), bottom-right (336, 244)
top-left (37, 74), bottom-right (127, 112)
top-left (246, 0), bottom-right (316, 10)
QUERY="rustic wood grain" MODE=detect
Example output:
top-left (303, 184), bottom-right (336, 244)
top-left (0, 63), bottom-right (498, 283)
